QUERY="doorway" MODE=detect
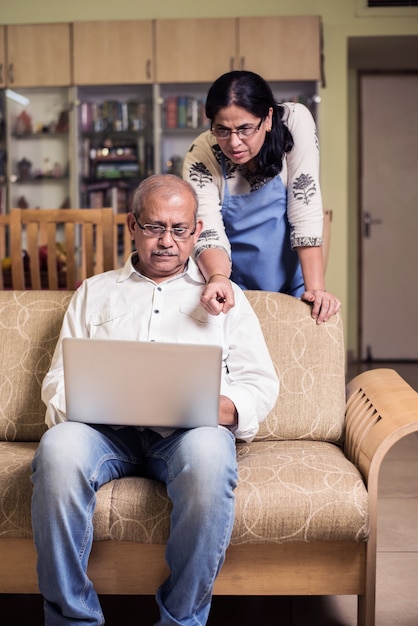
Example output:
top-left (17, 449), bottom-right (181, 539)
top-left (359, 72), bottom-right (418, 360)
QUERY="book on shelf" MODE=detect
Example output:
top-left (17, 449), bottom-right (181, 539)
top-left (108, 186), bottom-right (132, 214)
top-left (79, 100), bottom-right (149, 133)
top-left (163, 96), bottom-right (208, 130)
top-left (84, 180), bottom-right (134, 213)
top-left (89, 189), bottom-right (105, 209)
top-left (0, 186), bottom-right (5, 215)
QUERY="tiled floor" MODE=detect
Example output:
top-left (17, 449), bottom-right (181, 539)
top-left (1, 362), bottom-right (417, 625)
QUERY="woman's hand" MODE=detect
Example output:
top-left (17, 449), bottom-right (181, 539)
top-left (302, 289), bottom-right (342, 324)
top-left (196, 249), bottom-right (235, 315)
top-left (201, 274), bottom-right (235, 315)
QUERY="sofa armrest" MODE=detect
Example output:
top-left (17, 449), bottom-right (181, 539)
top-left (345, 368), bottom-right (418, 490)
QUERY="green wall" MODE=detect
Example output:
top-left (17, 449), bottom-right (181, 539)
top-left (2, 0), bottom-right (418, 356)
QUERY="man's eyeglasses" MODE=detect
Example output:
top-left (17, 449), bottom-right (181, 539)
top-left (211, 118), bottom-right (263, 140)
top-left (134, 215), bottom-right (196, 241)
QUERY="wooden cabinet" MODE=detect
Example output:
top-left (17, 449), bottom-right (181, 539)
top-left (73, 21), bottom-right (154, 85)
top-left (0, 16), bottom-right (322, 210)
top-left (0, 27), bottom-right (5, 88)
top-left (155, 19), bottom-right (236, 83)
top-left (155, 16), bottom-right (321, 84)
top-left (6, 24), bottom-right (71, 87)
top-left (3, 16), bottom-right (321, 88)
top-left (237, 16), bottom-right (321, 81)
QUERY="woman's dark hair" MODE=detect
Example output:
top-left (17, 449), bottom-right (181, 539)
top-left (205, 71), bottom-right (294, 177)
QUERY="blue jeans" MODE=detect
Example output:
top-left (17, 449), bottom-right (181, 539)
top-left (31, 422), bottom-right (238, 626)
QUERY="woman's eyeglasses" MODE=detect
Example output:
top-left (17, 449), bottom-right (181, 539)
top-left (211, 119), bottom-right (263, 140)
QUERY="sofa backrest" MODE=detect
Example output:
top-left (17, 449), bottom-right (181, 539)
top-left (0, 291), bottom-right (73, 441)
top-left (245, 291), bottom-right (346, 444)
top-left (0, 290), bottom-right (346, 444)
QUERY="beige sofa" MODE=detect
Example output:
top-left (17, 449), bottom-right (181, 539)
top-left (1, 289), bottom-right (418, 626)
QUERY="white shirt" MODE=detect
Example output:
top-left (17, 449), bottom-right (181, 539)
top-left (42, 254), bottom-right (279, 442)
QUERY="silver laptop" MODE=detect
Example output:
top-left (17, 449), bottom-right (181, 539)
top-left (62, 338), bottom-right (222, 429)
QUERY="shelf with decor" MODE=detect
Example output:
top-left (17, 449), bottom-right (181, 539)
top-left (155, 83), bottom-right (211, 177)
top-left (5, 87), bottom-right (72, 211)
top-left (0, 79), bottom-right (320, 214)
top-left (76, 85), bottom-right (154, 211)
top-left (0, 91), bottom-right (6, 214)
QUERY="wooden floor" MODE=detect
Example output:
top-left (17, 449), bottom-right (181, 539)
top-left (2, 361), bottom-right (418, 625)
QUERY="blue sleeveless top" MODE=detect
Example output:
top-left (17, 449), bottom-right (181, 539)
top-left (221, 159), bottom-right (304, 296)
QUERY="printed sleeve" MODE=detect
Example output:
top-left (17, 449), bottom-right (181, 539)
top-left (183, 131), bottom-right (231, 260)
top-left (284, 103), bottom-right (323, 248)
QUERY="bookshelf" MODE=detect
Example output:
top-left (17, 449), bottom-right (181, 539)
top-left (76, 85), bottom-right (154, 211)
top-left (5, 87), bottom-right (72, 211)
top-left (0, 80), bottom-right (319, 213)
top-left (157, 84), bottom-right (211, 176)
top-left (0, 91), bottom-right (6, 214)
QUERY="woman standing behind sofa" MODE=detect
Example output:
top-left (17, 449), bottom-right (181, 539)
top-left (183, 70), bottom-right (341, 324)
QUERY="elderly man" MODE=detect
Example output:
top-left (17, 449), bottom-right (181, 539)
top-left (31, 174), bottom-right (278, 626)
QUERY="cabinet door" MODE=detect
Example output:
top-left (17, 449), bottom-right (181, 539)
top-left (73, 21), bottom-right (153, 85)
top-left (155, 19), bottom-right (236, 83)
top-left (0, 26), bottom-right (5, 88)
top-left (6, 24), bottom-right (71, 87)
top-left (238, 16), bottom-right (321, 81)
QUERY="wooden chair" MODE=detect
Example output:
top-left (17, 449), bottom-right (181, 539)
top-left (0, 214), bottom-right (11, 290)
top-left (113, 212), bottom-right (134, 268)
top-left (10, 208), bottom-right (114, 290)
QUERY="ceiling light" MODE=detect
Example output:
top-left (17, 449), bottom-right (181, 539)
top-left (5, 89), bottom-right (30, 106)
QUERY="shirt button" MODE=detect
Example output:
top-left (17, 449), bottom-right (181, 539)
top-left (154, 309), bottom-right (160, 314)
top-left (157, 287), bottom-right (162, 292)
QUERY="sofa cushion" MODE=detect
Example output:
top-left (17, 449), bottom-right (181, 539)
top-left (91, 440), bottom-right (369, 544)
top-left (0, 440), bottom-right (368, 544)
top-left (245, 292), bottom-right (346, 443)
top-left (0, 441), bottom-right (38, 537)
top-left (232, 440), bottom-right (369, 544)
top-left (0, 291), bottom-right (73, 442)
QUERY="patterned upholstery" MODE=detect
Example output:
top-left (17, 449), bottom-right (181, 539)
top-left (0, 290), bottom-right (369, 544)
top-left (245, 291), bottom-right (346, 443)
top-left (0, 291), bottom-right (73, 442)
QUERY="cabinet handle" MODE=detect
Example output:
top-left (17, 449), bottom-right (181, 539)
top-left (240, 57), bottom-right (245, 70)
top-left (229, 57), bottom-right (234, 71)
top-left (146, 59), bottom-right (151, 80)
top-left (8, 63), bottom-right (14, 84)
top-left (0, 64), bottom-right (3, 84)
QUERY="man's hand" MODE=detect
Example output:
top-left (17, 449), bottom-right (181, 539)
top-left (301, 289), bottom-right (342, 325)
top-left (218, 395), bottom-right (238, 426)
top-left (200, 275), bottom-right (235, 315)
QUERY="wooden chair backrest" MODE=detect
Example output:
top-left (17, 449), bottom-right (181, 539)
top-left (0, 214), bottom-right (10, 290)
top-left (10, 208), bottom-right (114, 290)
top-left (113, 212), bottom-right (134, 268)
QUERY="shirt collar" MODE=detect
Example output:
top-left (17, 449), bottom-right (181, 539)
top-left (117, 253), bottom-right (205, 286)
